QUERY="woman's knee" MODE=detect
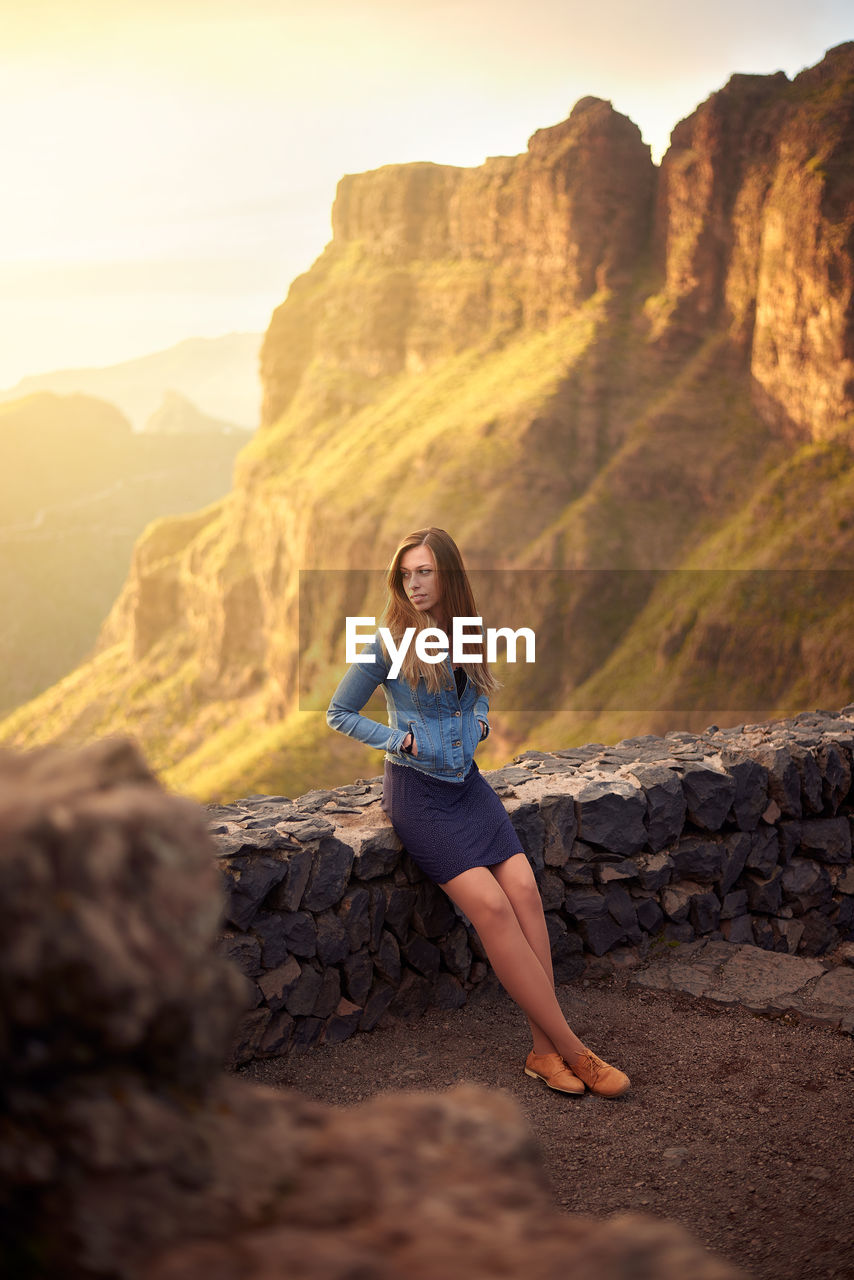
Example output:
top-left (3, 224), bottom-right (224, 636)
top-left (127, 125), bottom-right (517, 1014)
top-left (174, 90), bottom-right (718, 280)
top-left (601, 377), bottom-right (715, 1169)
top-left (474, 888), bottom-right (518, 931)
top-left (492, 855), bottom-right (543, 912)
top-left (441, 869), bottom-right (516, 931)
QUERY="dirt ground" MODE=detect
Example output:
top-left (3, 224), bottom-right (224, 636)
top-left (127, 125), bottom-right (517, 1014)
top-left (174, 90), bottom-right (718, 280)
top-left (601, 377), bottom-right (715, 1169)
top-left (235, 968), bottom-right (854, 1280)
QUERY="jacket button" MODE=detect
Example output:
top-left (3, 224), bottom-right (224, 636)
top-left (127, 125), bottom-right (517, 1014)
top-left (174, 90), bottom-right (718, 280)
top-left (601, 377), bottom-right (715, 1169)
top-left (453, 740), bottom-right (461, 747)
top-left (454, 710), bottom-right (460, 717)
top-left (457, 772), bottom-right (462, 777)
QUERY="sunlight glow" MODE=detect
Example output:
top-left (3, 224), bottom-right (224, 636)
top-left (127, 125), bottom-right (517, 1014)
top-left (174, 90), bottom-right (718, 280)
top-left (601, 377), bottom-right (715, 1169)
top-left (0, 0), bottom-right (850, 387)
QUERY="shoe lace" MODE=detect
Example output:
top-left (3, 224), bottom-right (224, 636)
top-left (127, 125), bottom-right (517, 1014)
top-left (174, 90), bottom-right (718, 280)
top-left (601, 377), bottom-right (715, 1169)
top-left (577, 1050), bottom-right (604, 1082)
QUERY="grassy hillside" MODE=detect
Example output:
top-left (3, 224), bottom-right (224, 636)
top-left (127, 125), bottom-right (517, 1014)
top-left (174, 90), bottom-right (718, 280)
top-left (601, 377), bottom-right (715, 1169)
top-left (2, 50), bottom-right (852, 800)
top-left (524, 436), bottom-right (854, 750)
top-left (6, 281), bottom-right (846, 804)
top-left (0, 296), bottom-right (612, 794)
top-left (0, 392), bottom-right (251, 714)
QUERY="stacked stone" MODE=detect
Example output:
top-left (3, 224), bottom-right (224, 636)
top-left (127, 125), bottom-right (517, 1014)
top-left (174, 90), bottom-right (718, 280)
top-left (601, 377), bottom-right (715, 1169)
top-left (214, 782), bottom-right (480, 1064)
top-left (212, 706), bottom-right (854, 1064)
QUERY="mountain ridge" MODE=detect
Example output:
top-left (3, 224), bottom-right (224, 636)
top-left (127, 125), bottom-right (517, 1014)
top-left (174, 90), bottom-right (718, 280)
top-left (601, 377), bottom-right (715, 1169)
top-left (0, 331), bottom-right (264, 431)
top-left (1, 44), bottom-right (852, 801)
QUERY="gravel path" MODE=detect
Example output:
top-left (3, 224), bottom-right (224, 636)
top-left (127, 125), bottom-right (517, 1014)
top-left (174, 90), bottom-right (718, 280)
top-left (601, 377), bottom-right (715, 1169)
top-left (235, 969), bottom-right (854, 1280)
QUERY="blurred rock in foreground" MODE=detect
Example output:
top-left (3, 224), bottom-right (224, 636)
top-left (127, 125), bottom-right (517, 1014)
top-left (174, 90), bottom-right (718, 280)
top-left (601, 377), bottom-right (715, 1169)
top-left (0, 736), bottom-right (745, 1280)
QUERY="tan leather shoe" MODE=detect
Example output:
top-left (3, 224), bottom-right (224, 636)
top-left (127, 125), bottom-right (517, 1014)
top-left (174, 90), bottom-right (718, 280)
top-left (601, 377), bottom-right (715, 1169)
top-left (567, 1048), bottom-right (630, 1097)
top-left (524, 1050), bottom-right (585, 1095)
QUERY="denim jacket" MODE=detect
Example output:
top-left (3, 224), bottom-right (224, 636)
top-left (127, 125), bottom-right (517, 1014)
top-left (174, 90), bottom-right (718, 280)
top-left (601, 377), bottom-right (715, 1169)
top-left (326, 631), bottom-right (491, 782)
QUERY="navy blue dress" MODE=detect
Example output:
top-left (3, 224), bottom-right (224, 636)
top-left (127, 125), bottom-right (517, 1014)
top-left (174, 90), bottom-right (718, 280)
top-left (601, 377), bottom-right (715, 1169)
top-left (380, 667), bottom-right (523, 885)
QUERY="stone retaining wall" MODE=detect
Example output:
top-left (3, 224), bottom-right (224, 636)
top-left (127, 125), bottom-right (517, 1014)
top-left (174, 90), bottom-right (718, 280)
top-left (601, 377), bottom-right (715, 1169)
top-left (211, 707), bottom-right (854, 1063)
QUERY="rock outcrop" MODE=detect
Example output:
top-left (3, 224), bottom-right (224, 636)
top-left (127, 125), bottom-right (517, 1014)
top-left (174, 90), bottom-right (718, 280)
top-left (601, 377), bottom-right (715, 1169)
top-left (0, 737), bottom-right (745, 1280)
top-left (652, 42), bottom-right (854, 441)
top-left (261, 97), bottom-right (655, 427)
top-left (1, 46), bottom-right (853, 805)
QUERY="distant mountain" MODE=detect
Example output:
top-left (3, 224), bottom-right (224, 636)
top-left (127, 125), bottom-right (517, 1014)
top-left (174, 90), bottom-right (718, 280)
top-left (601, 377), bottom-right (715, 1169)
top-left (0, 332), bottom-right (263, 432)
top-left (142, 389), bottom-right (249, 435)
top-left (0, 391), bottom-right (252, 715)
top-left (1, 44), bottom-right (852, 802)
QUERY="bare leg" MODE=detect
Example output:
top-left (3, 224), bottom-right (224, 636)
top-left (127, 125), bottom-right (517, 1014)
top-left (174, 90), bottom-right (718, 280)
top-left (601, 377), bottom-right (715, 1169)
top-left (439, 864), bottom-right (586, 1064)
top-left (488, 852), bottom-right (560, 1055)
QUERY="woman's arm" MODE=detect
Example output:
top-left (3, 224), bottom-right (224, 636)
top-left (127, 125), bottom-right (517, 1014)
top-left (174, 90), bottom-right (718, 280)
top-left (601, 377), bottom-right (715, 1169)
top-left (474, 691), bottom-right (490, 740)
top-left (326, 633), bottom-right (410, 753)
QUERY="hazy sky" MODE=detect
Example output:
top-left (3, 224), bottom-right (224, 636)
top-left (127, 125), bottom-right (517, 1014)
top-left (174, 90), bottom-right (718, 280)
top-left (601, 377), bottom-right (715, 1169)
top-left (1, 0), bottom-right (850, 391)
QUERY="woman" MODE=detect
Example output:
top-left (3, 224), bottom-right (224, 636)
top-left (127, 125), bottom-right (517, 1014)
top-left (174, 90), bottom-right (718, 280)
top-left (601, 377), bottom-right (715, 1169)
top-left (327, 527), bottom-right (630, 1098)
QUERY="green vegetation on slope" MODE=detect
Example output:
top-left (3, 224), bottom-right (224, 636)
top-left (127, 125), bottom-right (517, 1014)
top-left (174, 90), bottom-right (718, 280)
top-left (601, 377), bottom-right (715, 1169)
top-left (4, 42), bottom-right (854, 806)
top-left (0, 393), bottom-right (249, 715)
top-left (0, 302), bottom-right (613, 799)
top-left (526, 439), bottom-right (854, 750)
top-left (5, 291), bottom-right (851, 802)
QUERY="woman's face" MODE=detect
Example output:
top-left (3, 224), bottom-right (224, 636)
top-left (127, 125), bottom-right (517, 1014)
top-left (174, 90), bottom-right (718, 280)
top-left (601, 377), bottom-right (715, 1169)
top-left (399, 544), bottom-right (443, 618)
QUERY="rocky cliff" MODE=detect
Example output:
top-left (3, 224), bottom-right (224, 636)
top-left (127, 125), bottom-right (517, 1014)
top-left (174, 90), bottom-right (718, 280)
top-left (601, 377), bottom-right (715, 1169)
top-left (1, 44), bottom-right (852, 802)
top-left (651, 44), bottom-right (854, 441)
top-left (260, 96), bottom-right (654, 427)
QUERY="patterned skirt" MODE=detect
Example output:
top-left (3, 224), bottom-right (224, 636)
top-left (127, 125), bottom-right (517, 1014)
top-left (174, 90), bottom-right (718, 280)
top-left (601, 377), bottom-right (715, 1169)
top-left (381, 758), bottom-right (523, 884)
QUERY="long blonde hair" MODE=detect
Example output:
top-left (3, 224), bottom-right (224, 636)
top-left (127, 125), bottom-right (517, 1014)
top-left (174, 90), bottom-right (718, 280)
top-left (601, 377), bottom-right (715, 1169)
top-left (379, 527), bottom-right (499, 696)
